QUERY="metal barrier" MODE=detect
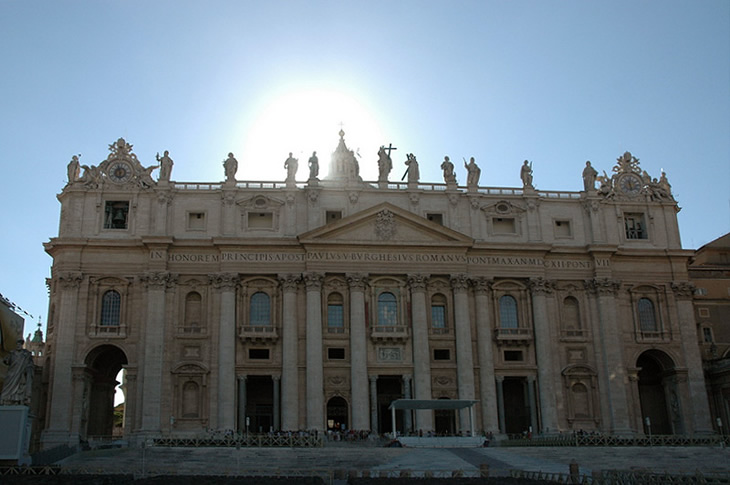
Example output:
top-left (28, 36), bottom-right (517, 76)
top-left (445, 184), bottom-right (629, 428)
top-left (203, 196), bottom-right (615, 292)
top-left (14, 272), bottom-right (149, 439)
top-left (153, 433), bottom-right (324, 448)
top-left (503, 434), bottom-right (729, 447)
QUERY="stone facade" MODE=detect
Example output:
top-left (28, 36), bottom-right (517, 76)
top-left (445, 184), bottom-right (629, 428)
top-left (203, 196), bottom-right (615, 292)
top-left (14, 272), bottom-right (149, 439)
top-left (689, 233), bottom-right (730, 435)
top-left (40, 134), bottom-right (712, 448)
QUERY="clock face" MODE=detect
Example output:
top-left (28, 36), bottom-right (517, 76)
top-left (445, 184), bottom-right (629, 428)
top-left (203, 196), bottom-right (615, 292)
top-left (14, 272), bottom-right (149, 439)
top-left (109, 162), bottom-right (132, 184)
top-left (618, 173), bottom-right (643, 196)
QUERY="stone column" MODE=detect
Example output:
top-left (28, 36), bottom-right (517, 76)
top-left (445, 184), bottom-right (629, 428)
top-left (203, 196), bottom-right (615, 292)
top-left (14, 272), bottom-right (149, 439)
top-left (527, 376), bottom-right (538, 433)
top-left (279, 274), bottom-right (300, 431)
top-left (529, 278), bottom-right (558, 433)
top-left (121, 366), bottom-right (138, 437)
top-left (402, 374), bottom-right (413, 433)
top-left (237, 375), bottom-right (247, 432)
top-left (347, 273), bottom-right (369, 431)
top-left (139, 271), bottom-right (173, 434)
top-left (212, 273), bottom-right (238, 431)
top-left (303, 272), bottom-right (324, 431)
top-left (672, 282), bottom-right (713, 433)
top-left (272, 375), bottom-right (281, 431)
top-left (451, 274), bottom-right (476, 433)
top-left (496, 376), bottom-right (506, 434)
top-left (69, 366), bottom-right (90, 440)
top-left (370, 375), bottom-right (379, 434)
top-left (43, 272), bottom-right (83, 448)
top-left (408, 274), bottom-right (433, 432)
top-left (587, 278), bottom-right (632, 434)
top-left (473, 278), bottom-right (499, 433)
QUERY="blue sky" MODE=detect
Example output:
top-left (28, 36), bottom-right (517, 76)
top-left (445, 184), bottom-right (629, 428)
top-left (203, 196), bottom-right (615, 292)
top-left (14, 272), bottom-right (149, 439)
top-left (1, 1), bottom-right (729, 336)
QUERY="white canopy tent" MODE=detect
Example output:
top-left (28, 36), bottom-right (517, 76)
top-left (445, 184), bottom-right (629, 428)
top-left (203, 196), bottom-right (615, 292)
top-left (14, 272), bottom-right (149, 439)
top-left (387, 399), bottom-right (479, 439)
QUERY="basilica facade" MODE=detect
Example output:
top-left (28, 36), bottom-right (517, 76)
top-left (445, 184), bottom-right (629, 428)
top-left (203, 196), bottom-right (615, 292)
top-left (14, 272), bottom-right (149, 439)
top-left (40, 132), bottom-right (712, 448)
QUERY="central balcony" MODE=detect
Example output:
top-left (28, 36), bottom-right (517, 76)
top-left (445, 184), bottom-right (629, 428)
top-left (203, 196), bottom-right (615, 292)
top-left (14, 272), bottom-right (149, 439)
top-left (370, 324), bottom-right (410, 343)
top-left (239, 324), bottom-right (279, 343)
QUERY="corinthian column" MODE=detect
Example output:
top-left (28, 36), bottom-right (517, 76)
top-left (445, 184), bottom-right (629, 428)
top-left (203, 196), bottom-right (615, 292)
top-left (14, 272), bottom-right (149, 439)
top-left (347, 273), bottom-right (369, 430)
top-left (451, 274), bottom-right (476, 433)
top-left (279, 274), bottom-right (300, 431)
top-left (212, 272), bottom-right (239, 431)
top-left (672, 282), bottom-right (713, 433)
top-left (43, 272), bottom-right (83, 448)
top-left (529, 277), bottom-right (558, 433)
top-left (408, 274), bottom-right (433, 432)
top-left (587, 278), bottom-right (631, 433)
top-left (303, 272), bottom-right (324, 430)
top-left (473, 278), bottom-right (499, 433)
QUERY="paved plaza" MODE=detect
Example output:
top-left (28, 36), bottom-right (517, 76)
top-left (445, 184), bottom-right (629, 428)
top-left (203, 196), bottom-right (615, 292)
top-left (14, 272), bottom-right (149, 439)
top-left (55, 444), bottom-right (730, 478)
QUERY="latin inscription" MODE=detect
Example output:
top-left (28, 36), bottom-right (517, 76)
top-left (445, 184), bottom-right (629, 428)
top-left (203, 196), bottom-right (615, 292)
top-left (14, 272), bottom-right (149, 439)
top-left (156, 250), bottom-right (606, 269)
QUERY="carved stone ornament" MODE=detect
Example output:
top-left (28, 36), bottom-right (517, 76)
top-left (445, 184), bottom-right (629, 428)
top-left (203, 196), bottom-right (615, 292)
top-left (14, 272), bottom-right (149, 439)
top-left (57, 271), bottom-right (83, 290)
top-left (584, 278), bottom-right (620, 295)
top-left (529, 277), bottom-right (555, 295)
top-left (327, 375), bottom-right (348, 388)
top-left (79, 137), bottom-right (159, 190)
top-left (209, 273), bottom-right (239, 290)
top-left (450, 274), bottom-right (470, 292)
top-left (142, 271), bottom-right (177, 289)
top-left (671, 281), bottom-right (695, 300)
top-left (472, 277), bottom-right (492, 294)
top-left (278, 274), bottom-right (300, 291)
top-left (375, 209), bottom-right (396, 240)
top-left (346, 273), bottom-right (369, 291)
top-left (433, 375), bottom-right (454, 387)
top-left (407, 274), bottom-right (429, 292)
top-left (377, 347), bottom-right (403, 362)
top-left (302, 272), bottom-right (324, 290)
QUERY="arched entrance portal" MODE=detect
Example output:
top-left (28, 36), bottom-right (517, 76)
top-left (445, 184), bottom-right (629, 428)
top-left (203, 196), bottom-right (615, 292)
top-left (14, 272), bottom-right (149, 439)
top-left (326, 396), bottom-right (349, 431)
top-left (434, 397), bottom-right (456, 435)
top-left (84, 345), bottom-right (128, 438)
top-left (637, 350), bottom-right (683, 435)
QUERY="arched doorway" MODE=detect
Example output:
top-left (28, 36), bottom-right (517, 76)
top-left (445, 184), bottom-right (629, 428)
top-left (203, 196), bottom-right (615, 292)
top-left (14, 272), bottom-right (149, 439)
top-left (326, 396), bottom-right (349, 431)
top-left (503, 377), bottom-right (531, 435)
top-left (84, 345), bottom-right (128, 438)
top-left (434, 397), bottom-right (456, 435)
top-left (637, 350), bottom-right (682, 435)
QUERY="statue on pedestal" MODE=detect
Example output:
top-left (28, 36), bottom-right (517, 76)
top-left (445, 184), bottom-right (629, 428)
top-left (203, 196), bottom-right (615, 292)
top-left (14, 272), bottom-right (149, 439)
top-left (66, 155), bottom-right (80, 185)
top-left (223, 153), bottom-right (238, 183)
top-left (405, 153), bottom-right (419, 184)
top-left (284, 152), bottom-right (298, 183)
top-left (520, 160), bottom-right (533, 188)
top-left (308, 151), bottom-right (319, 180)
top-left (1, 339), bottom-right (34, 406)
top-left (378, 146), bottom-right (393, 183)
top-left (582, 161), bottom-right (598, 191)
top-left (441, 156), bottom-right (456, 185)
top-left (464, 157), bottom-right (480, 189)
top-left (156, 150), bottom-right (174, 182)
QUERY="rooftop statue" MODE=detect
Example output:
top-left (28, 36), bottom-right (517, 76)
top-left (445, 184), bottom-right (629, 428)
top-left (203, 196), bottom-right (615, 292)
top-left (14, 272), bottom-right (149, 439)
top-left (378, 146), bottom-right (393, 183)
top-left (156, 150), bottom-right (174, 182)
top-left (0, 339), bottom-right (34, 406)
top-left (308, 151), bottom-right (319, 180)
top-left (520, 160), bottom-right (533, 188)
top-left (405, 153), bottom-right (420, 184)
top-left (223, 152), bottom-right (238, 183)
top-left (66, 155), bottom-right (80, 185)
top-left (441, 156), bottom-right (456, 185)
top-left (582, 161), bottom-right (598, 191)
top-left (284, 152), bottom-right (298, 184)
top-left (464, 157), bottom-right (480, 190)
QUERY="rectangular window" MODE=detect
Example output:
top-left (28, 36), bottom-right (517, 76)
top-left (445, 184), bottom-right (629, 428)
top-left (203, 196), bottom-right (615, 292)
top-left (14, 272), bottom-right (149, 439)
top-left (427, 213), bottom-right (443, 225)
top-left (504, 350), bottom-right (524, 361)
top-left (433, 349), bottom-right (451, 360)
top-left (493, 217), bottom-right (516, 234)
top-left (431, 306), bottom-right (446, 329)
top-left (327, 348), bottom-right (346, 360)
top-left (104, 201), bottom-right (129, 229)
top-left (326, 210), bottom-right (342, 222)
top-left (698, 307), bottom-right (710, 318)
top-left (248, 212), bottom-right (273, 228)
top-left (625, 213), bottom-right (647, 240)
top-left (248, 348), bottom-right (270, 360)
top-left (187, 212), bottom-right (206, 231)
top-left (702, 327), bottom-right (713, 343)
top-left (554, 220), bottom-right (572, 238)
top-left (327, 304), bottom-right (344, 333)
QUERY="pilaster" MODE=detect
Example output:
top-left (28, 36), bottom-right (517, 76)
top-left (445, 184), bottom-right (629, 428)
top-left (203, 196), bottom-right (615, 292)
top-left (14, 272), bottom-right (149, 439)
top-left (278, 274), bottom-right (300, 431)
top-left (347, 273), bottom-right (369, 430)
top-left (473, 278), bottom-right (499, 433)
top-left (407, 273), bottom-right (433, 432)
top-left (529, 277), bottom-right (558, 433)
top-left (303, 272), bottom-right (324, 430)
top-left (451, 274), bottom-right (475, 433)
top-left (211, 272), bottom-right (239, 431)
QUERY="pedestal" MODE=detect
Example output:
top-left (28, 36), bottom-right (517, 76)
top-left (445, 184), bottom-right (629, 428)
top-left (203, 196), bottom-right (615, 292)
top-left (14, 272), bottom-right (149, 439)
top-left (0, 406), bottom-right (32, 465)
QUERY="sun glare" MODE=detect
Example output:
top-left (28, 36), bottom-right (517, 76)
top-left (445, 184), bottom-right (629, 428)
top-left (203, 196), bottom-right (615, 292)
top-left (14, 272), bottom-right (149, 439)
top-left (240, 89), bottom-right (388, 181)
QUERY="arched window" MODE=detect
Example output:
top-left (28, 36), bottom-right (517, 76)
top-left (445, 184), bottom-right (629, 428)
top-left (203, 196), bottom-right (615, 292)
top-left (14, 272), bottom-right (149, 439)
top-left (431, 293), bottom-right (447, 332)
top-left (563, 297), bottom-right (581, 330)
top-left (250, 292), bottom-right (271, 326)
top-left (638, 298), bottom-right (657, 331)
top-left (499, 295), bottom-right (518, 329)
top-left (377, 292), bottom-right (398, 326)
top-left (100, 290), bottom-right (121, 326)
top-left (327, 292), bottom-right (344, 333)
top-left (184, 292), bottom-right (202, 332)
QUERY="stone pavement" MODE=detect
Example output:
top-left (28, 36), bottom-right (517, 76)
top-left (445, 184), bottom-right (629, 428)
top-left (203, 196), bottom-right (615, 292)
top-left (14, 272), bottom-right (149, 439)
top-left (55, 444), bottom-right (730, 478)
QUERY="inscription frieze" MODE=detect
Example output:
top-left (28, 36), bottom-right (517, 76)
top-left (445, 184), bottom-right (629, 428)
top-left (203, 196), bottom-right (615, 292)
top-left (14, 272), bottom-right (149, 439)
top-left (156, 250), bottom-right (607, 269)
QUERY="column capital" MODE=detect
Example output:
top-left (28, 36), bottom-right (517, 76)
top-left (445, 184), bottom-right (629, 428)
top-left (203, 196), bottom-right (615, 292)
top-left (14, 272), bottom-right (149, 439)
top-left (210, 272), bottom-right (239, 290)
top-left (584, 277), bottom-right (621, 295)
top-left (57, 271), bottom-right (83, 290)
top-left (671, 281), bottom-right (695, 300)
top-left (407, 274), bottom-right (429, 292)
top-left (346, 273), bottom-right (369, 291)
top-left (471, 277), bottom-right (493, 295)
top-left (402, 374), bottom-right (412, 383)
top-left (496, 375), bottom-right (505, 383)
top-left (271, 374), bottom-right (281, 382)
top-left (450, 273), bottom-right (470, 293)
top-left (369, 375), bottom-right (378, 383)
top-left (237, 374), bottom-right (247, 381)
top-left (278, 273), bottom-right (301, 291)
top-left (142, 271), bottom-right (177, 289)
top-left (302, 272), bottom-right (324, 290)
top-left (529, 277), bottom-right (555, 295)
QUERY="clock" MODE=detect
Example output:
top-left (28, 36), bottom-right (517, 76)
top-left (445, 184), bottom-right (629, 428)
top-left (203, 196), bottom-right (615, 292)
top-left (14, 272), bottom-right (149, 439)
top-left (617, 173), bottom-right (643, 196)
top-left (109, 161), bottom-right (133, 184)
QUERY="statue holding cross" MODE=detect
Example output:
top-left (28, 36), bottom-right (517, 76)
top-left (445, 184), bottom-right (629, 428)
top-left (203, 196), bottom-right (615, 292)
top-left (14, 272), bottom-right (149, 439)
top-left (378, 144), bottom-right (395, 183)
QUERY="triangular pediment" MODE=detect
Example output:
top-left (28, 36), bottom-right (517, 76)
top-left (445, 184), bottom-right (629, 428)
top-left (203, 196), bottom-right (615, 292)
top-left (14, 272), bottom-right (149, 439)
top-left (298, 202), bottom-right (473, 247)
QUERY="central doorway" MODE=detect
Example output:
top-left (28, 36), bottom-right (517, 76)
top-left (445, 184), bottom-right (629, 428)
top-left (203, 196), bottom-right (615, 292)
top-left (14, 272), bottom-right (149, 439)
top-left (377, 376), bottom-right (404, 435)
top-left (326, 396), bottom-right (349, 431)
